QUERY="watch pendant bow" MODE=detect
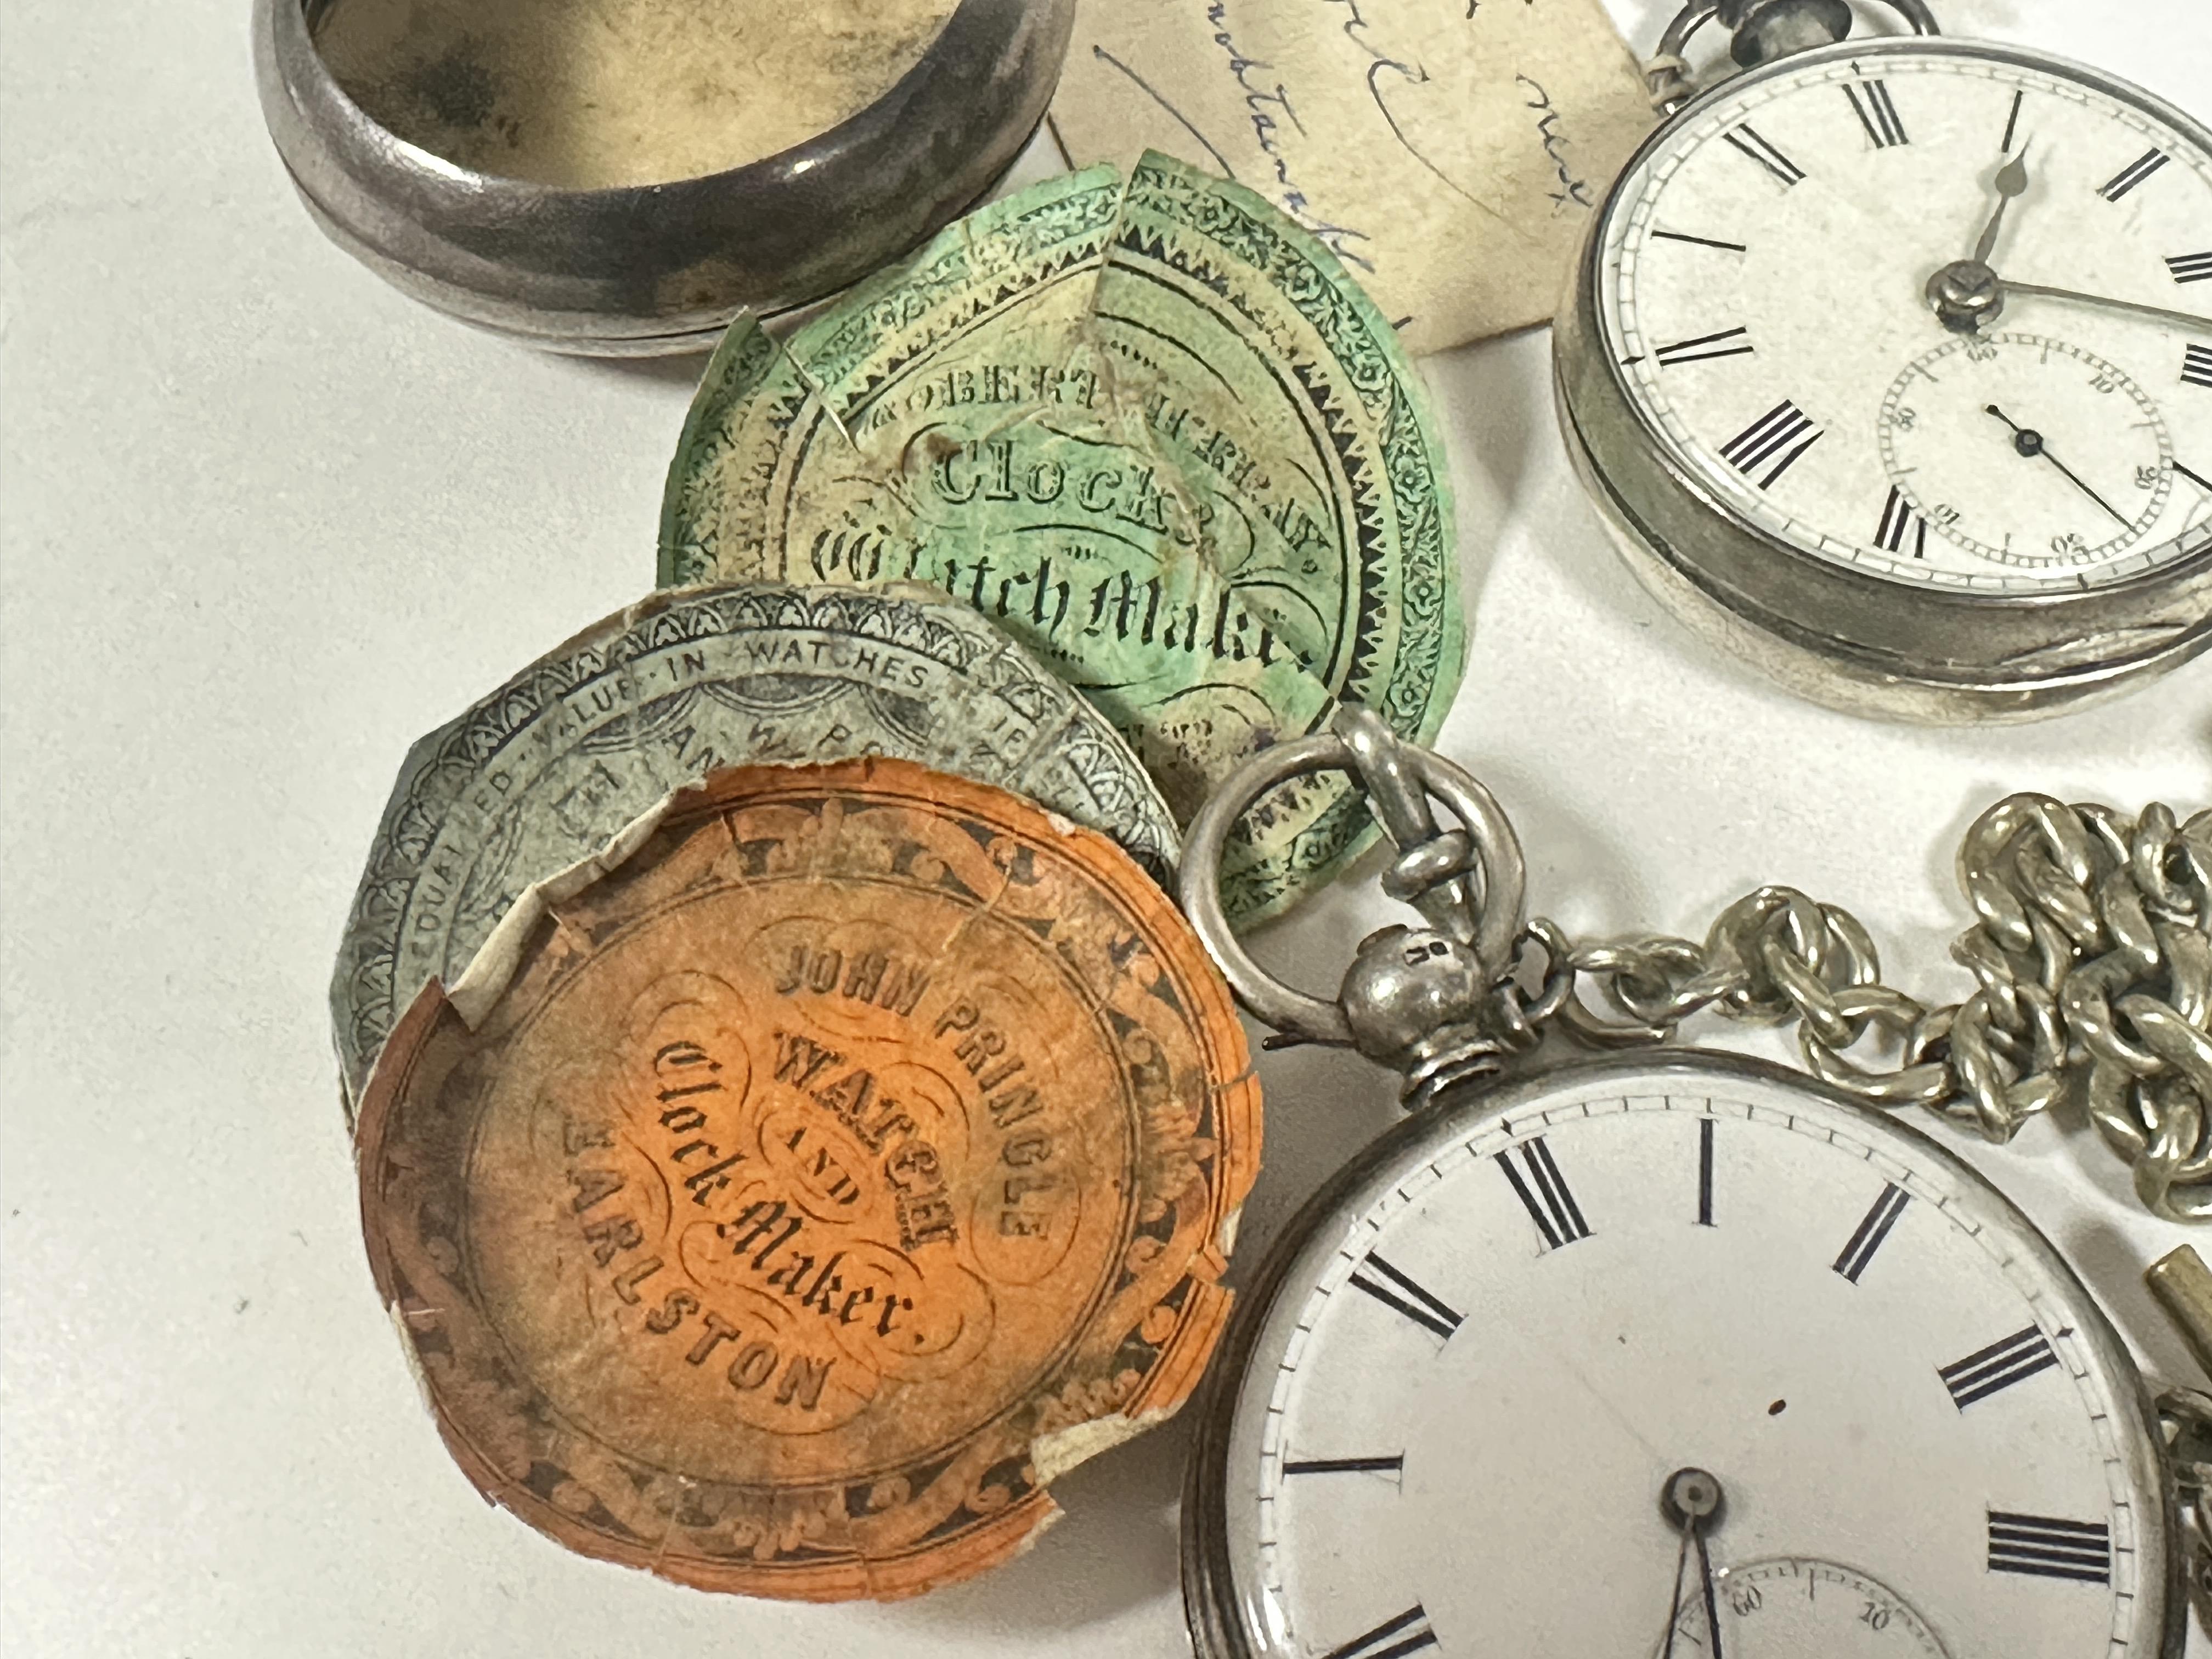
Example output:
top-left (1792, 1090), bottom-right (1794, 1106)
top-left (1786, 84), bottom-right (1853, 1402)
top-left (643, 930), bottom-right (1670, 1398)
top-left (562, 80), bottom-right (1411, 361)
top-left (1175, 707), bottom-right (2207, 1659)
top-left (1557, 0), bottom-right (2212, 720)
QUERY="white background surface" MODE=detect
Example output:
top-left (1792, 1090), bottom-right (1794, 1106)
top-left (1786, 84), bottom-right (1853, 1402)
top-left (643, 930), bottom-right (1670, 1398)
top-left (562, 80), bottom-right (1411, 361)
top-left (1, 1), bottom-right (2205, 1654)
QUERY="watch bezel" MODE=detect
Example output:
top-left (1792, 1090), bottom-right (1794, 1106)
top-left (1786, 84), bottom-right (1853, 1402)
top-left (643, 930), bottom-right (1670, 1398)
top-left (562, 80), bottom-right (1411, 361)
top-left (1181, 1048), bottom-right (2184, 1659)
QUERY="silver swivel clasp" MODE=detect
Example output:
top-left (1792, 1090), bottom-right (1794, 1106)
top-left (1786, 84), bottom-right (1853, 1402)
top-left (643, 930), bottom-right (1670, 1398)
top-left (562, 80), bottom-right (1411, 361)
top-left (1181, 706), bottom-right (1534, 1108)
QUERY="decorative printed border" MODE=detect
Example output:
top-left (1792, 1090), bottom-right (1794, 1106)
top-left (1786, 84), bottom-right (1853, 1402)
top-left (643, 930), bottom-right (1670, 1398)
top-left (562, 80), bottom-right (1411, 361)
top-left (334, 582), bottom-right (1178, 1102)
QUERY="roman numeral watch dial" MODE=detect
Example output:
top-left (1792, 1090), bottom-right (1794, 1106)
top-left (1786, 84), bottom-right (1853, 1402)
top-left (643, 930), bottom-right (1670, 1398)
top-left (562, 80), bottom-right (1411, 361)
top-left (1172, 708), bottom-right (2198, 1659)
top-left (1182, 1054), bottom-right (2181, 1659)
top-left (1554, 25), bottom-right (2212, 719)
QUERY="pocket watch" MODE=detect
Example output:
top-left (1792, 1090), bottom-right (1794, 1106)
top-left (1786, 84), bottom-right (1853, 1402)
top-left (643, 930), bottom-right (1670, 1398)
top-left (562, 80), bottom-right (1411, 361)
top-left (1175, 706), bottom-right (2209, 1656)
top-left (1553, 0), bottom-right (2212, 721)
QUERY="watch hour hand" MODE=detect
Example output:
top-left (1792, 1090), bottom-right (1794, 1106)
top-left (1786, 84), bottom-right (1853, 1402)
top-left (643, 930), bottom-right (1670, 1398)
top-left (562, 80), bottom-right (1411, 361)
top-left (1927, 146), bottom-right (2212, 338)
top-left (1971, 147), bottom-right (2030, 266)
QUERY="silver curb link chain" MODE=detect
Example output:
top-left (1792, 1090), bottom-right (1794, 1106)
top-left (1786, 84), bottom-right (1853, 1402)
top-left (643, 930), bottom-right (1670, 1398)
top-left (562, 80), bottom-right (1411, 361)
top-left (1180, 707), bottom-right (2211, 1222)
top-left (1533, 795), bottom-right (2212, 1224)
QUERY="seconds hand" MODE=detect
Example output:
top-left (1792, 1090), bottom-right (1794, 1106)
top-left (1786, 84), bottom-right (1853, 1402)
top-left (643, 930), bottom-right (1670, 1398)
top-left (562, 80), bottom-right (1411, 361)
top-left (1983, 403), bottom-right (2133, 531)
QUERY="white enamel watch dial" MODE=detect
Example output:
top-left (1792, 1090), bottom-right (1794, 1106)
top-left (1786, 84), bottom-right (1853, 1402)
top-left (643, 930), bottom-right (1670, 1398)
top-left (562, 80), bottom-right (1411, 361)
top-left (1185, 1054), bottom-right (2181, 1659)
top-left (1555, 36), bottom-right (2212, 719)
top-left (1604, 46), bottom-right (2212, 590)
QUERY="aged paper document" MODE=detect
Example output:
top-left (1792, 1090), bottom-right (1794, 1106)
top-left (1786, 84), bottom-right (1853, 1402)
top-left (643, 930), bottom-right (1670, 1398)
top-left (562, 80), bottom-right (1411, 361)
top-left (1048, 0), bottom-right (1653, 353)
top-left (356, 758), bottom-right (1259, 1599)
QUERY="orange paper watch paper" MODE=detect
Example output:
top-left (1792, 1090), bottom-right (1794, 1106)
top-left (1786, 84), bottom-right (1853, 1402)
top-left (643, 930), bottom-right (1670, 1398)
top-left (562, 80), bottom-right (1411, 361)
top-left (355, 758), bottom-right (1260, 1599)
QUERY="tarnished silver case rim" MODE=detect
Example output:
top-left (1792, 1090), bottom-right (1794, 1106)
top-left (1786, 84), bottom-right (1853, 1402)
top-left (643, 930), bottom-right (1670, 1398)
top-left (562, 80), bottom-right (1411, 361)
top-left (254, 0), bottom-right (1074, 356)
top-left (1180, 1049), bottom-right (2185, 1659)
top-left (1554, 35), bottom-right (2212, 724)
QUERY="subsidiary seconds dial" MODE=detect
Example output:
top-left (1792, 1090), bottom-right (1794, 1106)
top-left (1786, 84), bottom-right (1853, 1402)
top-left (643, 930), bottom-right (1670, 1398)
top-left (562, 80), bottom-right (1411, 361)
top-left (1879, 332), bottom-right (2172, 566)
top-left (1661, 1556), bottom-right (1952, 1657)
top-left (1598, 42), bottom-right (2212, 594)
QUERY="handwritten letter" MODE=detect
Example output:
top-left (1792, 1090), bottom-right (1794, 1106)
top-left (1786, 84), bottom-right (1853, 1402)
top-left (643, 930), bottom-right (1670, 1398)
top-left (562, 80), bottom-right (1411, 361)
top-left (1049, 0), bottom-right (1653, 353)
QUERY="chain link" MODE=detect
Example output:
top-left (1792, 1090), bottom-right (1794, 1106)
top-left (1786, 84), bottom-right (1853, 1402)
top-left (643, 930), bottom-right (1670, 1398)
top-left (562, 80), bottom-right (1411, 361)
top-left (2162, 1386), bottom-right (2212, 1631)
top-left (1381, 793), bottom-right (2212, 1222)
top-left (1187, 710), bottom-right (2209, 1221)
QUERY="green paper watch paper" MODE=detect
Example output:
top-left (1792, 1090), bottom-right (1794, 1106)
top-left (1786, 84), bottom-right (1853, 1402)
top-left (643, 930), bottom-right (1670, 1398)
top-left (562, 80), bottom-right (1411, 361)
top-left (661, 154), bottom-right (1464, 924)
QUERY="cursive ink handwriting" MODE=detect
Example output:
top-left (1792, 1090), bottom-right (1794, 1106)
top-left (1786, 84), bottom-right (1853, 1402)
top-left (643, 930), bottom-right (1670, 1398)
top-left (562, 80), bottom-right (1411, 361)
top-left (1518, 74), bottom-right (1594, 212)
top-left (1090, 45), bottom-right (1242, 183)
top-left (1200, 3), bottom-right (1378, 270)
top-left (1318, 0), bottom-right (1487, 212)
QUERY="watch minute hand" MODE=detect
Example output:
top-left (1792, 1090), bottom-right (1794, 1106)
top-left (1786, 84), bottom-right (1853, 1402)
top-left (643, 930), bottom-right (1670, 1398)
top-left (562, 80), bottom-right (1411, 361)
top-left (2002, 280), bottom-right (2212, 334)
top-left (1695, 1526), bottom-right (1725, 1659)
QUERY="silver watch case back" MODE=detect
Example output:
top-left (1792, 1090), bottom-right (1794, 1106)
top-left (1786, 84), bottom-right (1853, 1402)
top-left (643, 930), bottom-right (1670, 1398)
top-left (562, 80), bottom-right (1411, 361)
top-left (255, 0), bottom-right (1074, 355)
